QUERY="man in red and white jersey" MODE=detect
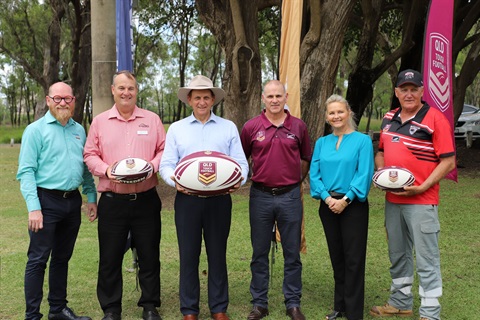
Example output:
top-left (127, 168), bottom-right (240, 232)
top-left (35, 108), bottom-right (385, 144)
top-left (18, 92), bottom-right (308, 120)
top-left (370, 69), bottom-right (455, 320)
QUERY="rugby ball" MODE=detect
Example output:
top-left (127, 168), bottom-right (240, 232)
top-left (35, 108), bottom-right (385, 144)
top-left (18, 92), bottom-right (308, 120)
top-left (372, 166), bottom-right (415, 192)
top-left (173, 150), bottom-right (242, 196)
top-left (110, 157), bottom-right (153, 184)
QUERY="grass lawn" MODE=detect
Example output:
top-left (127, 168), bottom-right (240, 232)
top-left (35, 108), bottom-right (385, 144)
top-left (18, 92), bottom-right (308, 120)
top-left (0, 125), bottom-right (25, 144)
top-left (1, 143), bottom-right (479, 319)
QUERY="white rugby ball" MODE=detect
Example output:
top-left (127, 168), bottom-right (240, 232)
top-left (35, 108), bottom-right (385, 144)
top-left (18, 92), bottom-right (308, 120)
top-left (174, 150), bottom-right (242, 196)
top-left (111, 157), bottom-right (153, 184)
top-left (372, 166), bottom-right (415, 192)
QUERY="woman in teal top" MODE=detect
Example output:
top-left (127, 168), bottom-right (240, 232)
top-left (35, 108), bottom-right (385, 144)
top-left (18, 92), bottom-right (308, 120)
top-left (310, 94), bottom-right (374, 320)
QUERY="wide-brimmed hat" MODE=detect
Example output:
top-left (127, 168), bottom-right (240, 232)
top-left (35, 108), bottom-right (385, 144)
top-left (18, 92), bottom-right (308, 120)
top-left (177, 75), bottom-right (225, 105)
top-left (396, 69), bottom-right (423, 87)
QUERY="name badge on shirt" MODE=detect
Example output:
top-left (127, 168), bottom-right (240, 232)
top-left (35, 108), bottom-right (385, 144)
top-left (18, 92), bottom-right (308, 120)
top-left (137, 130), bottom-right (148, 135)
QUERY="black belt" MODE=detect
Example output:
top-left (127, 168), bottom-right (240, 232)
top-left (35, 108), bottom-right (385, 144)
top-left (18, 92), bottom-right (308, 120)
top-left (103, 188), bottom-right (157, 201)
top-left (37, 187), bottom-right (79, 199)
top-left (252, 182), bottom-right (299, 196)
top-left (329, 191), bottom-right (346, 199)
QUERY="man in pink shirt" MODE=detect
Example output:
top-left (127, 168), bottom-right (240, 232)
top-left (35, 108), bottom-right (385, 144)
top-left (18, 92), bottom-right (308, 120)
top-left (84, 71), bottom-right (166, 320)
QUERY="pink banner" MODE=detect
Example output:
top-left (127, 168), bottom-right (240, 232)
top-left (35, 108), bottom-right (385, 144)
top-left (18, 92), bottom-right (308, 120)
top-left (422, 0), bottom-right (457, 181)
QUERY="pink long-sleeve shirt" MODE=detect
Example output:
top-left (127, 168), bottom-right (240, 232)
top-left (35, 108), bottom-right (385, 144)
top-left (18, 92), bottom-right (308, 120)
top-left (84, 105), bottom-right (166, 193)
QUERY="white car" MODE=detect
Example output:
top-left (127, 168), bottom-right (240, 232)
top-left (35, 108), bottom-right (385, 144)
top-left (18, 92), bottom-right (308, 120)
top-left (461, 104), bottom-right (479, 115)
top-left (455, 105), bottom-right (480, 140)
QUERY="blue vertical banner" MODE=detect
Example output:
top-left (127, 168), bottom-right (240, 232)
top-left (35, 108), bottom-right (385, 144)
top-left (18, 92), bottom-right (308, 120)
top-left (116, 0), bottom-right (133, 72)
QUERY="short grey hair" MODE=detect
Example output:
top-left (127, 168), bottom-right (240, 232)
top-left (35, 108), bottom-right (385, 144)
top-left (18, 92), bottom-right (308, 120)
top-left (112, 70), bottom-right (138, 88)
top-left (325, 94), bottom-right (357, 130)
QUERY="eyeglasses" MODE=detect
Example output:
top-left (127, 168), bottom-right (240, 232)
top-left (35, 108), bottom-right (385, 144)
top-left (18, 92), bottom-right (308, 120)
top-left (48, 95), bottom-right (75, 104)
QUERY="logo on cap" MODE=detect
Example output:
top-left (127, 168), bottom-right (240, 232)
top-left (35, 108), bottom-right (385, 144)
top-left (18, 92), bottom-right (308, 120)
top-left (396, 69), bottom-right (423, 87)
top-left (405, 72), bottom-right (415, 79)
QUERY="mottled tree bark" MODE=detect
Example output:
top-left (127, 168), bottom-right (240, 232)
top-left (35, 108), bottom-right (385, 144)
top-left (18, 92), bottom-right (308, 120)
top-left (196, 0), bottom-right (273, 129)
top-left (300, 0), bottom-right (356, 142)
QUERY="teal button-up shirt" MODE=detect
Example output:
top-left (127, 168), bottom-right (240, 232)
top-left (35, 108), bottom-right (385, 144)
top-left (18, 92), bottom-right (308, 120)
top-left (17, 111), bottom-right (97, 212)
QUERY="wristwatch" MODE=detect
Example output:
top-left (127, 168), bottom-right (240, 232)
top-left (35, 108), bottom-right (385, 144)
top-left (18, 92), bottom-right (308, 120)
top-left (342, 195), bottom-right (352, 205)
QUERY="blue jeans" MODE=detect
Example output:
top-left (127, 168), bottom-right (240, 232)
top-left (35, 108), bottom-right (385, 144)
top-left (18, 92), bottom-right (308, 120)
top-left (385, 201), bottom-right (442, 320)
top-left (25, 189), bottom-right (82, 320)
top-left (249, 185), bottom-right (303, 309)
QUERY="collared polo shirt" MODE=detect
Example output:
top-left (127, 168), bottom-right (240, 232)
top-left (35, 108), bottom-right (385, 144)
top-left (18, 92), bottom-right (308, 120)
top-left (378, 104), bottom-right (455, 204)
top-left (241, 110), bottom-right (312, 187)
top-left (17, 111), bottom-right (97, 212)
top-left (84, 105), bottom-right (166, 193)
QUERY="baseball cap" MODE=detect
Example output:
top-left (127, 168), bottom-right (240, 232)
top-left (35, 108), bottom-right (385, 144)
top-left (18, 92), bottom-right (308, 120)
top-left (396, 69), bottom-right (423, 87)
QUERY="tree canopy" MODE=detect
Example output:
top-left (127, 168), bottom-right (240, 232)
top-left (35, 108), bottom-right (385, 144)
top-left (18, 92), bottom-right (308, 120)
top-left (0, 0), bottom-right (479, 139)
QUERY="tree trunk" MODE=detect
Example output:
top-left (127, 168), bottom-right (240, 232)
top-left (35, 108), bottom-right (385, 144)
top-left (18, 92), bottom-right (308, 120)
top-left (300, 0), bottom-right (356, 142)
top-left (70, 0), bottom-right (92, 124)
top-left (196, 0), bottom-right (264, 130)
top-left (346, 0), bottom-right (426, 123)
top-left (35, 0), bottom-right (64, 120)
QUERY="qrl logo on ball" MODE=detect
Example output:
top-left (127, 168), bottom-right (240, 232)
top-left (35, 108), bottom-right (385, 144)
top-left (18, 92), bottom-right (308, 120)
top-left (126, 158), bottom-right (135, 169)
top-left (427, 33), bottom-right (451, 112)
top-left (198, 161), bottom-right (217, 186)
top-left (389, 170), bottom-right (398, 183)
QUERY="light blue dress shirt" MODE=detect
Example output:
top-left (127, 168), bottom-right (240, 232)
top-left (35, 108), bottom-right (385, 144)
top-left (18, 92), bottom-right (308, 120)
top-left (17, 111), bottom-right (97, 212)
top-left (160, 112), bottom-right (249, 187)
top-left (310, 131), bottom-right (374, 202)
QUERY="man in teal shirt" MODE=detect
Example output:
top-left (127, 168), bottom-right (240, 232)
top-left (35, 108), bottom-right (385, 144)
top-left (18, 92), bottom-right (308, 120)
top-left (17, 82), bottom-right (97, 320)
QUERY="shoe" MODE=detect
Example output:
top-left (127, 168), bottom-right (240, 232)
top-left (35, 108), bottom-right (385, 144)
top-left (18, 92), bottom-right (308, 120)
top-left (48, 307), bottom-right (92, 320)
top-left (183, 315), bottom-right (198, 320)
top-left (370, 304), bottom-right (413, 317)
top-left (143, 309), bottom-right (162, 320)
top-left (247, 306), bottom-right (269, 320)
top-left (102, 312), bottom-right (121, 320)
top-left (211, 312), bottom-right (230, 320)
top-left (326, 310), bottom-right (345, 320)
top-left (286, 307), bottom-right (306, 320)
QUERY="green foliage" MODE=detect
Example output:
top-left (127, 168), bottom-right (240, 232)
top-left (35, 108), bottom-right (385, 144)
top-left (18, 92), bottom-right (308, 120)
top-left (358, 117), bottom-right (382, 132)
top-left (377, 2), bottom-right (403, 42)
top-left (258, 6), bottom-right (281, 80)
top-left (1, 0), bottom-right (478, 129)
top-left (0, 1), bottom-right (51, 74)
top-left (0, 64), bottom-right (41, 126)
top-left (343, 0), bottom-right (403, 58)
top-left (189, 26), bottom-right (223, 78)
top-left (0, 125), bottom-right (25, 143)
top-left (134, 0), bottom-right (198, 121)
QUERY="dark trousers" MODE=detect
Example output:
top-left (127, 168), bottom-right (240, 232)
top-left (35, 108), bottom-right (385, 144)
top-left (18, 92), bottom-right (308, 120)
top-left (97, 188), bottom-right (161, 314)
top-left (25, 189), bottom-right (82, 320)
top-left (174, 192), bottom-right (232, 315)
top-left (249, 185), bottom-right (303, 309)
top-left (319, 199), bottom-right (369, 320)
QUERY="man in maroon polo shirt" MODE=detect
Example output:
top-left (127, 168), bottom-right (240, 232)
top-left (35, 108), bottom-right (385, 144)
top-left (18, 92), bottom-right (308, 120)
top-left (240, 80), bottom-right (312, 320)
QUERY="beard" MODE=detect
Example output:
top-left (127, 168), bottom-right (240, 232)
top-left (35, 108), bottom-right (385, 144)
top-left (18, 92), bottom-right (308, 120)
top-left (51, 107), bottom-right (73, 124)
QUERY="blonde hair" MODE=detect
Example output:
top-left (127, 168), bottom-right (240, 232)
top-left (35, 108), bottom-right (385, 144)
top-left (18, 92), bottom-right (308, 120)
top-left (325, 94), bottom-right (357, 130)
